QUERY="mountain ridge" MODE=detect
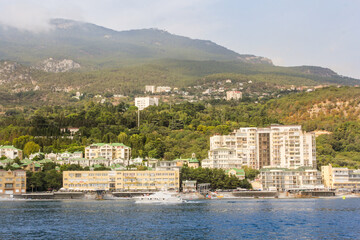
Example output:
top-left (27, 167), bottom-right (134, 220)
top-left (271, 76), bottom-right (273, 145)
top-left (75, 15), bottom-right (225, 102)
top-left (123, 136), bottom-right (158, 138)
top-left (0, 18), bottom-right (272, 66)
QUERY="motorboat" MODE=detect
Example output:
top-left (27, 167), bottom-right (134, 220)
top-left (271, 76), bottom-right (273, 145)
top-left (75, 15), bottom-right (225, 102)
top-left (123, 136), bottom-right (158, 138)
top-left (134, 191), bottom-right (184, 204)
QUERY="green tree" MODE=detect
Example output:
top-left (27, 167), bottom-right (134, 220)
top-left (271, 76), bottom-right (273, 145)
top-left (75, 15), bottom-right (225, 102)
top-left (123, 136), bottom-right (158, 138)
top-left (23, 141), bottom-right (41, 157)
top-left (44, 170), bottom-right (62, 190)
top-left (117, 132), bottom-right (128, 144)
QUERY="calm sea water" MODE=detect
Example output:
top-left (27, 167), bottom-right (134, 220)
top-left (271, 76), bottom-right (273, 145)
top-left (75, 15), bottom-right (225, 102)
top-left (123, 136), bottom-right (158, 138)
top-left (0, 198), bottom-right (359, 239)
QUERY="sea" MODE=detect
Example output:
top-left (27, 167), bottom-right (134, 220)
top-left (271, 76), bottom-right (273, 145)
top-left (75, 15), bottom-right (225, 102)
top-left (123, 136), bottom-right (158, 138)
top-left (0, 198), bottom-right (359, 239)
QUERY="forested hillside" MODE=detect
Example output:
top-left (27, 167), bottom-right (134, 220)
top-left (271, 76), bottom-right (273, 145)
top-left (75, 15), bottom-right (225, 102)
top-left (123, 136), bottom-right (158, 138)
top-left (1, 86), bottom-right (360, 169)
top-left (1, 59), bottom-right (359, 108)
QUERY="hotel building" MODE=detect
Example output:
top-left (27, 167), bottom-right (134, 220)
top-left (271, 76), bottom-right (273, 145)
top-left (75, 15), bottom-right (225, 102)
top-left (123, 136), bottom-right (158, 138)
top-left (62, 170), bottom-right (180, 192)
top-left (202, 125), bottom-right (316, 170)
top-left (0, 170), bottom-right (26, 195)
top-left (321, 164), bottom-right (360, 190)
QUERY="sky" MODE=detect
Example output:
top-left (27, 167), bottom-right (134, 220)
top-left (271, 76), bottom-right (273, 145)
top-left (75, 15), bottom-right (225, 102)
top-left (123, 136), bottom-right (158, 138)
top-left (0, 0), bottom-right (359, 78)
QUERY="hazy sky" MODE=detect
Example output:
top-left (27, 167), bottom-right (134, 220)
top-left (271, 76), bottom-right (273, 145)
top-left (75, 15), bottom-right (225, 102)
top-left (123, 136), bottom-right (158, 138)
top-left (0, 0), bottom-right (359, 78)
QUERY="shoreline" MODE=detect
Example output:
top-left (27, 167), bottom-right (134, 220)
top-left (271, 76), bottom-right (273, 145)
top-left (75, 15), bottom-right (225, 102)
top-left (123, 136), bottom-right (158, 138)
top-left (1, 193), bottom-right (359, 202)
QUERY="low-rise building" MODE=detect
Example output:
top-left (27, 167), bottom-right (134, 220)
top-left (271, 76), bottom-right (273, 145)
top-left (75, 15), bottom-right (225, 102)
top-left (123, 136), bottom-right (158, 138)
top-left (321, 164), bottom-right (360, 191)
top-left (29, 152), bottom-right (44, 160)
top-left (156, 161), bottom-right (180, 171)
top-left (182, 180), bottom-right (197, 193)
top-left (0, 170), bottom-right (26, 195)
top-left (60, 127), bottom-right (80, 135)
top-left (156, 155), bottom-right (200, 171)
top-left (226, 168), bottom-right (245, 180)
top-left (260, 167), bottom-right (323, 191)
top-left (226, 91), bottom-right (242, 101)
top-left (135, 97), bottom-right (159, 110)
top-left (62, 170), bottom-right (180, 192)
top-left (145, 85), bottom-right (156, 93)
top-left (0, 145), bottom-right (23, 160)
top-left (156, 86), bottom-right (171, 93)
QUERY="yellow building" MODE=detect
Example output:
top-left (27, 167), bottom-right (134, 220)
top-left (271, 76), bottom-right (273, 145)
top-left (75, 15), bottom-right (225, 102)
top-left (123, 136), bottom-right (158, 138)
top-left (321, 164), bottom-right (360, 190)
top-left (0, 169), bottom-right (26, 195)
top-left (63, 170), bottom-right (180, 192)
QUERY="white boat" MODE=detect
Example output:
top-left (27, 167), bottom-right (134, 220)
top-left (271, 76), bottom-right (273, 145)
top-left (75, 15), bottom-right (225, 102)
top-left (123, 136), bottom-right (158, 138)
top-left (135, 191), bottom-right (184, 204)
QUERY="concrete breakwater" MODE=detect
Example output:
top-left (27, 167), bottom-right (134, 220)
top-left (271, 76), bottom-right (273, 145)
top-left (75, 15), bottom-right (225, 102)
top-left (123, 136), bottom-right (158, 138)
top-left (9, 190), bottom-right (339, 200)
top-left (13, 192), bottom-right (85, 200)
top-left (231, 191), bottom-right (278, 198)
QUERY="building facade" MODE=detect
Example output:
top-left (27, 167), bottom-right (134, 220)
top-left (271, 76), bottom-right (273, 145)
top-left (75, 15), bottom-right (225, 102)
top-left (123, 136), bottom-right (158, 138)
top-left (182, 180), bottom-right (197, 193)
top-left (260, 167), bottom-right (322, 191)
top-left (135, 97), bottom-right (159, 110)
top-left (321, 164), bottom-right (360, 190)
top-left (156, 86), bottom-right (171, 93)
top-left (203, 125), bottom-right (316, 170)
top-left (85, 143), bottom-right (131, 161)
top-left (145, 85), bottom-right (156, 93)
top-left (62, 170), bottom-right (180, 192)
top-left (0, 145), bottom-right (23, 160)
top-left (0, 170), bottom-right (26, 195)
top-left (226, 91), bottom-right (242, 100)
top-left (202, 147), bottom-right (241, 169)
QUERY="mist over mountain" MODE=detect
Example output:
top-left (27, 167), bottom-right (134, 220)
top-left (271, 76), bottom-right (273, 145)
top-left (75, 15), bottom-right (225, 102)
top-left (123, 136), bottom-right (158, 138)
top-left (0, 18), bottom-right (272, 67)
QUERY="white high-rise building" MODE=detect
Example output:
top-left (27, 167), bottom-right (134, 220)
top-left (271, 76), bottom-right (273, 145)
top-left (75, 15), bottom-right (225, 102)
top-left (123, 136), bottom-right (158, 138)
top-left (135, 97), bottom-right (159, 110)
top-left (202, 125), bottom-right (316, 170)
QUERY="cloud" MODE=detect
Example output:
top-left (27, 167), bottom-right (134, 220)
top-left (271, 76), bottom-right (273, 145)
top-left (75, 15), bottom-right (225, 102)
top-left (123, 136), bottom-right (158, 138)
top-left (0, 1), bottom-right (84, 32)
top-left (0, 2), bottom-right (54, 32)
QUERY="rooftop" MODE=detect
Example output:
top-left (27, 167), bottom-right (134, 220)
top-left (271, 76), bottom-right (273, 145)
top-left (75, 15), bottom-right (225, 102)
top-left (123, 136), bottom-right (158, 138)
top-left (0, 145), bottom-right (20, 150)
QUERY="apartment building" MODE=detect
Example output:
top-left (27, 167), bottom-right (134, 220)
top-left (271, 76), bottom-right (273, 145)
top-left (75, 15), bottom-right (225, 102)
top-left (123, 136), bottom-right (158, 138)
top-left (85, 143), bottom-right (131, 161)
top-left (260, 167), bottom-right (322, 191)
top-left (204, 125), bottom-right (316, 170)
top-left (135, 97), bottom-right (159, 110)
top-left (62, 170), bottom-right (180, 192)
top-left (0, 145), bottom-right (23, 160)
top-left (226, 91), bottom-right (242, 101)
top-left (0, 170), bottom-right (26, 195)
top-left (321, 164), bottom-right (360, 190)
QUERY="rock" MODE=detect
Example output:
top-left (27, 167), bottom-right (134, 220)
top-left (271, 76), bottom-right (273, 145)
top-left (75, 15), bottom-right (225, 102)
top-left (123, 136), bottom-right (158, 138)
top-left (35, 58), bottom-right (81, 73)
